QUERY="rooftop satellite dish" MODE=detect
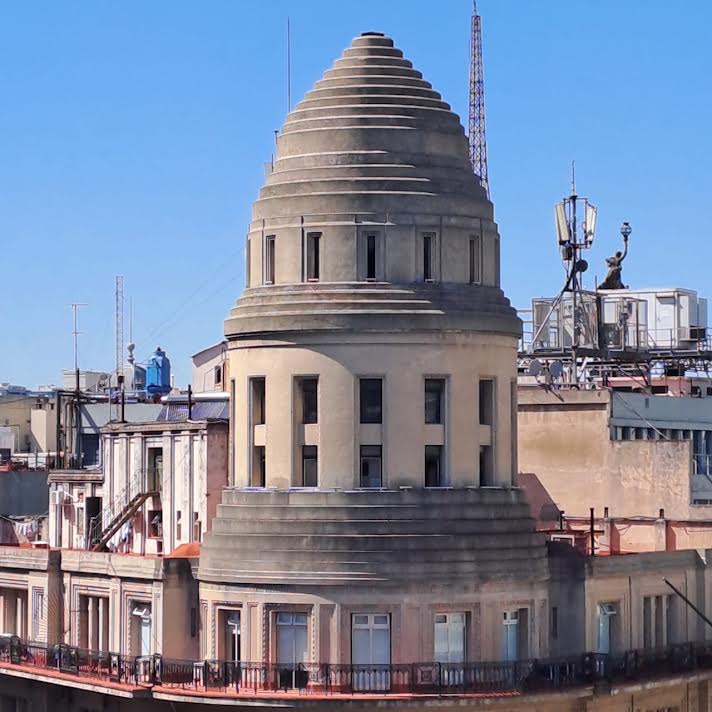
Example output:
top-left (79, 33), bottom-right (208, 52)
top-left (528, 358), bottom-right (543, 377)
top-left (550, 360), bottom-right (564, 379)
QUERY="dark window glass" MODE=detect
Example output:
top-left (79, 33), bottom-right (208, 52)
top-left (424, 379), bottom-right (444, 424)
top-left (360, 445), bottom-right (382, 488)
top-left (307, 233), bottom-right (320, 281)
top-left (423, 234), bottom-right (434, 281)
top-left (425, 445), bottom-right (442, 487)
top-left (254, 446), bottom-right (266, 487)
top-left (302, 446), bottom-right (318, 487)
top-left (251, 378), bottom-right (266, 425)
top-left (469, 236), bottom-right (480, 284)
top-left (360, 379), bottom-right (382, 424)
top-left (301, 378), bottom-right (318, 424)
top-left (366, 234), bottom-right (377, 280)
top-left (479, 379), bottom-right (494, 425)
top-left (265, 236), bottom-right (275, 284)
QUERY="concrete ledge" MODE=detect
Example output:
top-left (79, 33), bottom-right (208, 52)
top-left (0, 663), bottom-right (148, 699)
top-left (0, 546), bottom-right (57, 572)
top-left (60, 550), bottom-right (165, 579)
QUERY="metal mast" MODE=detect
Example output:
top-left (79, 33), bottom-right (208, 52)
top-left (115, 275), bottom-right (124, 382)
top-left (469, 1), bottom-right (489, 197)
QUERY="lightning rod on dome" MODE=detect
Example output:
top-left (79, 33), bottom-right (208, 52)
top-left (287, 17), bottom-right (292, 113)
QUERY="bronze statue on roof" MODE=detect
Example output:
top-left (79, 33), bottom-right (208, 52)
top-left (598, 222), bottom-right (632, 290)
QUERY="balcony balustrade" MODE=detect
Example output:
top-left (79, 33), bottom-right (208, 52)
top-left (3, 634), bottom-right (712, 698)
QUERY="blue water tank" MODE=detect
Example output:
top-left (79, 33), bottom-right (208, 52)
top-left (146, 347), bottom-right (171, 395)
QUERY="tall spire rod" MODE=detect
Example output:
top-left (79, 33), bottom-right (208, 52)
top-left (287, 17), bottom-right (292, 113)
top-left (469, 0), bottom-right (489, 197)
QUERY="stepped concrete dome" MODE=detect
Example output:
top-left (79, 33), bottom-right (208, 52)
top-left (199, 33), bottom-right (547, 668)
top-left (224, 30), bottom-right (519, 339)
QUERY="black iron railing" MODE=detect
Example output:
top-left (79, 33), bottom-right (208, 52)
top-left (3, 635), bottom-right (712, 696)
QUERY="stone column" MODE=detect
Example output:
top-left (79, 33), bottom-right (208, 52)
top-left (88, 596), bottom-right (97, 650)
top-left (15, 592), bottom-right (24, 639)
top-left (0, 590), bottom-right (5, 633)
top-left (98, 597), bottom-right (109, 652)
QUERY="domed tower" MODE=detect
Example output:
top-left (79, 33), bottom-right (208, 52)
top-left (200, 32), bottom-right (548, 671)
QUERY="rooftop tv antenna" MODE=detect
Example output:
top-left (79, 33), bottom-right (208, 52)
top-left (115, 275), bottom-right (124, 384)
top-left (469, 1), bottom-right (489, 197)
top-left (530, 162), bottom-right (598, 384)
top-left (69, 303), bottom-right (87, 394)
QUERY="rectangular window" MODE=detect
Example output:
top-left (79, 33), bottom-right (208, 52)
top-left (479, 379), bottom-right (495, 425)
top-left (147, 447), bottom-right (163, 492)
top-left (597, 602), bottom-right (617, 654)
top-left (480, 445), bottom-right (494, 486)
top-left (502, 610), bottom-right (519, 662)
top-left (360, 445), bottom-right (382, 488)
top-left (250, 377), bottom-right (266, 425)
top-left (276, 612), bottom-right (308, 666)
top-left (424, 379), bottom-right (445, 424)
top-left (214, 364), bottom-right (223, 387)
top-left (352, 613), bottom-right (391, 664)
top-left (366, 234), bottom-right (377, 280)
top-left (306, 233), bottom-right (321, 281)
top-left (423, 233), bottom-right (435, 281)
top-left (425, 445), bottom-right (443, 487)
top-left (32, 589), bottom-right (44, 640)
top-left (224, 610), bottom-right (241, 662)
top-left (360, 378), bottom-right (382, 424)
top-left (551, 606), bottom-right (558, 641)
top-left (176, 510), bottom-right (182, 541)
top-left (469, 236), bottom-right (481, 284)
top-left (148, 510), bottom-right (162, 538)
top-left (300, 378), bottom-right (318, 424)
top-left (193, 512), bottom-right (201, 541)
top-left (131, 602), bottom-right (152, 657)
top-left (352, 612), bottom-right (391, 691)
top-left (246, 239), bottom-right (251, 286)
top-left (252, 446), bottom-right (266, 487)
top-left (643, 594), bottom-right (674, 648)
top-left (264, 235), bottom-right (275, 284)
top-left (434, 612), bottom-right (465, 664)
top-left (302, 446), bottom-right (318, 487)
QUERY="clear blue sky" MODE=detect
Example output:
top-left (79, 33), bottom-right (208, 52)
top-left (1, 0), bottom-right (710, 388)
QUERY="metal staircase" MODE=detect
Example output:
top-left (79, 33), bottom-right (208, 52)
top-left (88, 470), bottom-right (158, 551)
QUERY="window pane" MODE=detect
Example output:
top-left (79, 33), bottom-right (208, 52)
top-left (424, 379), bottom-right (443, 424)
top-left (360, 446), bottom-right (382, 488)
top-left (265, 236), bottom-right (275, 284)
top-left (302, 446), bottom-right (318, 487)
top-left (434, 622), bottom-right (449, 662)
top-left (373, 615), bottom-right (389, 626)
top-left (307, 233), bottom-right (320, 281)
top-left (479, 379), bottom-right (494, 425)
top-left (352, 628), bottom-right (370, 664)
top-left (423, 234), bottom-right (434, 281)
top-left (425, 445), bottom-right (442, 487)
top-left (366, 234), bottom-right (377, 280)
top-left (353, 615), bottom-right (369, 626)
top-left (449, 621), bottom-right (465, 662)
top-left (301, 378), bottom-right (318, 424)
top-left (360, 379), bottom-right (382, 424)
top-left (371, 628), bottom-right (390, 664)
top-left (469, 236), bottom-right (480, 284)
